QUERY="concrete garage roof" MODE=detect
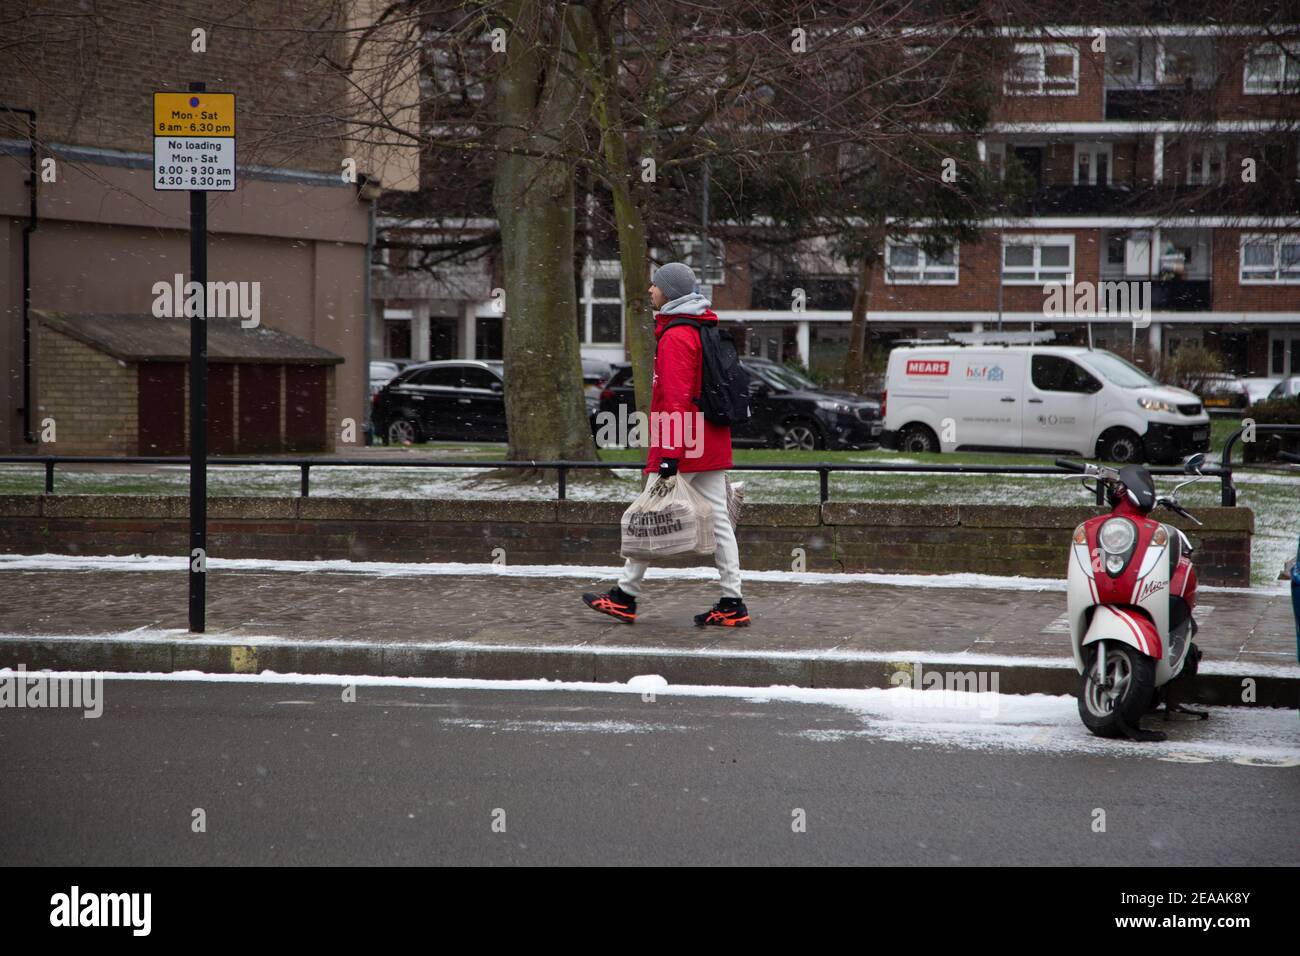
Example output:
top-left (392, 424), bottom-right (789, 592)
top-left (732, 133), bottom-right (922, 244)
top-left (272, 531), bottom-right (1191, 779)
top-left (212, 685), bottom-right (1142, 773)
top-left (34, 311), bottom-right (343, 365)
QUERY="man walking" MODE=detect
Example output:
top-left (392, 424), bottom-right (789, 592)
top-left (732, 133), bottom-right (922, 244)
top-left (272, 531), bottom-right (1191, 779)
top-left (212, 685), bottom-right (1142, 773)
top-left (582, 262), bottom-right (750, 627)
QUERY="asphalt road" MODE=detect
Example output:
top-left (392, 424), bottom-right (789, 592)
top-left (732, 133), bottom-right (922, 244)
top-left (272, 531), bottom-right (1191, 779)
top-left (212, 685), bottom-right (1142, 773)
top-left (1, 679), bottom-right (1296, 866)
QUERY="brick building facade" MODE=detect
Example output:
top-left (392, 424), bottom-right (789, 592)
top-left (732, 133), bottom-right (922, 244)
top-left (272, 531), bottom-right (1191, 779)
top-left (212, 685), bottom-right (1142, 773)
top-left (373, 19), bottom-right (1300, 388)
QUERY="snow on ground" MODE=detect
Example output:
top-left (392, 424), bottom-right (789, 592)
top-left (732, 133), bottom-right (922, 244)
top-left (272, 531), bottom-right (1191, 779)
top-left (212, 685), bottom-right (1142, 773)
top-left (0, 552), bottom-right (1284, 596)
top-left (4, 626), bottom-right (1296, 681)
top-left (7, 668), bottom-right (1296, 765)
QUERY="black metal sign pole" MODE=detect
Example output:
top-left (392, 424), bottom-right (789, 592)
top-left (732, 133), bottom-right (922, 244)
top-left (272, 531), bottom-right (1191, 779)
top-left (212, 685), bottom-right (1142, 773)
top-left (188, 80), bottom-right (207, 633)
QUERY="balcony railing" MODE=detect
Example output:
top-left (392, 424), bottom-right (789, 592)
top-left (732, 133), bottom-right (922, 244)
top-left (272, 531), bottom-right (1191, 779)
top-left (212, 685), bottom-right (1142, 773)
top-left (1150, 278), bottom-right (1212, 312)
top-left (750, 276), bottom-right (856, 312)
top-left (1005, 183), bottom-right (1300, 218)
top-left (1103, 87), bottom-right (1216, 122)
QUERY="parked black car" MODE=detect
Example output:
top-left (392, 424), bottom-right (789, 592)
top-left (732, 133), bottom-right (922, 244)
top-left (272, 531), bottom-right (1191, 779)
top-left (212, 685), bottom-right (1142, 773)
top-left (373, 360), bottom-right (599, 444)
top-left (373, 360), bottom-right (508, 444)
top-left (598, 357), bottom-right (882, 450)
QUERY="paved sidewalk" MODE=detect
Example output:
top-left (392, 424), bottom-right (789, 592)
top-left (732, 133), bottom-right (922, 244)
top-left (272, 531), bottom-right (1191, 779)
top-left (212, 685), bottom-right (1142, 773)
top-left (1, 566), bottom-right (1295, 704)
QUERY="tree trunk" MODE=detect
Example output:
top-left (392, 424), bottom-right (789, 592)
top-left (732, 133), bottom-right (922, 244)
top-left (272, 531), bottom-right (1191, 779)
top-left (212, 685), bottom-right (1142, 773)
top-left (492, 0), bottom-right (596, 465)
top-left (573, 3), bottom-right (656, 428)
top-left (842, 253), bottom-right (878, 393)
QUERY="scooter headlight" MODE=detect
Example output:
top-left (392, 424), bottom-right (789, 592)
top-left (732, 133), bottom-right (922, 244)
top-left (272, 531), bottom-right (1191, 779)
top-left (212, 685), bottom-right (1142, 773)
top-left (1099, 518), bottom-right (1136, 555)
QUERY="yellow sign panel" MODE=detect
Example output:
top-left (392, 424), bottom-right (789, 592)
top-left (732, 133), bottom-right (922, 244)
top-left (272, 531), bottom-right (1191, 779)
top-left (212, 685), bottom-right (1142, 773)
top-left (153, 92), bottom-right (235, 137)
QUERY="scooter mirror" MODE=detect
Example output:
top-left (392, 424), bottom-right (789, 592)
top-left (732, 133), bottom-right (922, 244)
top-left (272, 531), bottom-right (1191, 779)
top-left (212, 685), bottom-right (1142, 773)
top-left (1183, 452), bottom-right (1206, 474)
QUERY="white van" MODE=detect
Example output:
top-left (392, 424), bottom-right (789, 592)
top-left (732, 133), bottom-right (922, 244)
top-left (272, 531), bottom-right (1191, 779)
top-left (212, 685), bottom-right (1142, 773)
top-left (881, 346), bottom-right (1211, 464)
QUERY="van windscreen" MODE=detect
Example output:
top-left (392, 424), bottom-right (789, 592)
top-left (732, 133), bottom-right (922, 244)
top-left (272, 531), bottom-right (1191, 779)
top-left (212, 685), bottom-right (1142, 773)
top-left (1080, 351), bottom-right (1158, 388)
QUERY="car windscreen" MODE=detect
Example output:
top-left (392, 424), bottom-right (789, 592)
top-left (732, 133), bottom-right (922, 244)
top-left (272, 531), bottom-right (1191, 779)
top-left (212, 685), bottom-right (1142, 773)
top-left (1078, 350), bottom-right (1158, 388)
top-left (751, 362), bottom-right (817, 391)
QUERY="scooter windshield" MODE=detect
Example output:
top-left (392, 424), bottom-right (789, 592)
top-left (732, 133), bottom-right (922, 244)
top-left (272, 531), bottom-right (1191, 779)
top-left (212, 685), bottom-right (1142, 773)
top-left (1118, 464), bottom-right (1156, 511)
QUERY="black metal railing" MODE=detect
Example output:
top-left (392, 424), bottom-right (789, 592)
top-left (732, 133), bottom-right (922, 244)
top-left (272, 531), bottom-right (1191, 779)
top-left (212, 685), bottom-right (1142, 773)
top-left (1218, 423), bottom-right (1300, 506)
top-left (0, 454), bottom-right (1242, 506)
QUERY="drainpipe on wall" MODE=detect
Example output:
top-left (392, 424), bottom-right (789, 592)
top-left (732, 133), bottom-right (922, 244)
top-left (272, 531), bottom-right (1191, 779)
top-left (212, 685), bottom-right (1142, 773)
top-left (2, 106), bottom-right (37, 445)
top-left (357, 173), bottom-right (381, 446)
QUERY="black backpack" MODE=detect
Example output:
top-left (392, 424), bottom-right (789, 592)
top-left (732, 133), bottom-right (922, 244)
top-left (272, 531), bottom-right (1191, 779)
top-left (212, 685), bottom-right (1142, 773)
top-left (661, 318), bottom-right (753, 427)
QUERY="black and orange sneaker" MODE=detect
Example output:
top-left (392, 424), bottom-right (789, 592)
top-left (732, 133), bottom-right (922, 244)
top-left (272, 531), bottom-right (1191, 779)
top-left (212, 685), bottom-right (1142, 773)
top-left (582, 586), bottom-right (637, 624)
top-left (694, 598), bottom-right (751, 627)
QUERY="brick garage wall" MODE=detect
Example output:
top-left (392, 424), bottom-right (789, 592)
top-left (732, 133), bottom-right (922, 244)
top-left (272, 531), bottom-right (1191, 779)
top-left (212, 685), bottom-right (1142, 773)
top-left (34, 324), bottom-right (137, 456)
top-left (0, 495), bottom-right (1255, 587)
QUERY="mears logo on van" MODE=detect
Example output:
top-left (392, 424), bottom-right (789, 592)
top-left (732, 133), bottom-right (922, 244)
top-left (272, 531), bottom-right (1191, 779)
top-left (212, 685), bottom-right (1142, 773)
top-left (906, 359), bottom-right (949, 376)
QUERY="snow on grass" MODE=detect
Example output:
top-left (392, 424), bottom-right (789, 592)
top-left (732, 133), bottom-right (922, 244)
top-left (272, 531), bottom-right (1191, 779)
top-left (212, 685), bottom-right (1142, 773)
top-left (2, 460), bottom-right (1294, 584)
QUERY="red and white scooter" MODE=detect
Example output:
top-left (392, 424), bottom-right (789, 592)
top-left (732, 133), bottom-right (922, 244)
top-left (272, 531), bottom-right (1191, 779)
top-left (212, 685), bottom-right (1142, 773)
top-left (1056, 454), bottom-right (1209, 740)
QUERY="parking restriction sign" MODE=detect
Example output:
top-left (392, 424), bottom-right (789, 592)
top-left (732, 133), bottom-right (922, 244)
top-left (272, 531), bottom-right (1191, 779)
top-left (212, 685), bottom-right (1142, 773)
top-left (152, 91), bottom-right (235, 191)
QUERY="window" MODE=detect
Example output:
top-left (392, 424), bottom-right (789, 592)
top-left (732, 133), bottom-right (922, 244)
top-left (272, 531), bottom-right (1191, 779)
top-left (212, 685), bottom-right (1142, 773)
top-left (1270, 331), bottom-right (1300, 376)
top-left (579, 259), bottom-right (623, 344)
top-left (1106, 232), bottom-right (1127, 266)
top-left (413, 367), bottom-right (461, 388)
top-left (1032, 355), bottom-right (1100, 394)
top-left (986, 141), bottom-right (1006, 180)
top-left (1005, 43), bottom-right (1079, 96)
top-left (885, 240), bottom-right (959, 284)
top-left (1244, 43), bottom-right (1300, 94)
top-left (671, 237), bottom-right (725, 286)
top-left (428, 44), bottom-right (489, 102)
top-left (1002, 235), bottom-right (1075, 285)
top-left (1158, 37), bottom-right (1214, 87)
top-left (1186, 141), bottom-right (1225, 185)
top-left (1106, 37), bottom-right (1140, 85)
top-left (461, 367), bottom-right (502, 391)
top-left (1074, 143), bottom-right (1112, 185)
top-left (1240, 234), bottom-right (1300, 284)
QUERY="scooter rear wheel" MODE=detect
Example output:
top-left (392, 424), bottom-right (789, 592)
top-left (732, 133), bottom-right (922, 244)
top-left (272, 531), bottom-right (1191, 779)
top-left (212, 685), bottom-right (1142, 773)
top-left (1078, 642), bottom-right (1156, 738)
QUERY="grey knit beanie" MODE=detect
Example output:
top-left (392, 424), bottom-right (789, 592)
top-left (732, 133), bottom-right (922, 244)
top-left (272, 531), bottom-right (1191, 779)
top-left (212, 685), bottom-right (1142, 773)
top-left (651, 262), bottom-right (698, 300)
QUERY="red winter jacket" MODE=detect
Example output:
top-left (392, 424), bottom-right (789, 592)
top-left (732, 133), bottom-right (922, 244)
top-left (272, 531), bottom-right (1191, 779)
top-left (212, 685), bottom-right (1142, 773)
top-left (643, 308), bottom-right (733, 475)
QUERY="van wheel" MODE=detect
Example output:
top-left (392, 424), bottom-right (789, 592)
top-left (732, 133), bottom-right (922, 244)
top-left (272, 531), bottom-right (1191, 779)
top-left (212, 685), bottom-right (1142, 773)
top-left (1098, 428), bottom-right (1145, 464)
top-left (776, 418), bottom-right (824, 451)
top-left (898, 423), bottom-right (939, 454)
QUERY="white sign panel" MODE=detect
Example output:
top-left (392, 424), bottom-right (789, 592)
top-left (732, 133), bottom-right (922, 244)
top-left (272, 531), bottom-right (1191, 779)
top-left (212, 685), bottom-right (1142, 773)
top-left (153, 137), bottom-right (235, 191)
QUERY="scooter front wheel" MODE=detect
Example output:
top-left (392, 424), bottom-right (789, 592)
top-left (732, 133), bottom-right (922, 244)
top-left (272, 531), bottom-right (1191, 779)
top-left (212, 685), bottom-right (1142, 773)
top-left (1078, 642), bottom-right (1156, 738)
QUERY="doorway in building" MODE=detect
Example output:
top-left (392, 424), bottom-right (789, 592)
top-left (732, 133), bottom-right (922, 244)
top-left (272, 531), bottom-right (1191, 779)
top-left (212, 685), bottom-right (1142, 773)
top-left (475, 317), bottom-right (503, 360)
top-left (430, 318), bottom-right (458, 360)
top-left (1012, 146), bottom-right (1045, 190)
top-left (1269, 329), bottom-right (1300, 377)
top-left (1208, 330), bottom-right (1249, 375)
top-left (745, 328), bottom-right (788, 363)
top-left (386, 320), bottom-right (411, 359)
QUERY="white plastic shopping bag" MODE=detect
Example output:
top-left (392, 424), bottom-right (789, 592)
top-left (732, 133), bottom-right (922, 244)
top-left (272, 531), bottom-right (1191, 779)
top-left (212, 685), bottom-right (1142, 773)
top-left (621, 474), bottom-right (715, 560)
top-left (724, 475), bottom-right (744, 529)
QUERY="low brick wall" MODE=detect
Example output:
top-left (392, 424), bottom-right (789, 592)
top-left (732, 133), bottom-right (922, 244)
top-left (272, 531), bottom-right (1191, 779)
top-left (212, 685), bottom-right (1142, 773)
top-left (0, 494), bottom-right (1255, 586)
